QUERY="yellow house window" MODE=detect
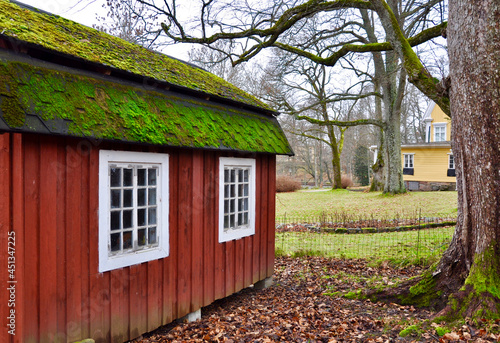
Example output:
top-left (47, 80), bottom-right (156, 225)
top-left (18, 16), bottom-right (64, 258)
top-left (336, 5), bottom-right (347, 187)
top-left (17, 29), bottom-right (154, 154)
top-left (434, 124), bottom-right (447, 142)
top-left (404, 154), bottom-right (414, 168)
top-left (447, 154), bottom-right (456, 177)
top-left (403, 154), bottom-right (414, 175)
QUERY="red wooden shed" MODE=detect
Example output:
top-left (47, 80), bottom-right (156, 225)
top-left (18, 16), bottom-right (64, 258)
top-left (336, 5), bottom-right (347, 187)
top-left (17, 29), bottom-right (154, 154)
top-left (0, 1), bottom-right (293, 342)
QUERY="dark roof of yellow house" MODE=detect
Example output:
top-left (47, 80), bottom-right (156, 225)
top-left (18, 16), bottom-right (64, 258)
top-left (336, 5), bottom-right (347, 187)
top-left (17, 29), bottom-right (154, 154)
top-left (0, 0), bottom-right (293, 155)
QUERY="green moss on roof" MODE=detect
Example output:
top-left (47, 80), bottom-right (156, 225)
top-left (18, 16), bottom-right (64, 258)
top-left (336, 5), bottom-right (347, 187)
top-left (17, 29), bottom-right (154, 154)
top-left (0, 58), bottom-right (293, 155)
top-left (0, 0), bottom-right (268, 110)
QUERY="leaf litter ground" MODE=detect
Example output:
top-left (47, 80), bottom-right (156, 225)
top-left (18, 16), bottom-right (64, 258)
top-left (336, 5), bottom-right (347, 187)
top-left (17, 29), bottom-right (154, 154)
top-left (134, 257), bottom-right (500, 342)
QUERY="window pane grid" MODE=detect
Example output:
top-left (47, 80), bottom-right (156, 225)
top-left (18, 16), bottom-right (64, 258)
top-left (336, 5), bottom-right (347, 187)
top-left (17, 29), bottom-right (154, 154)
top-left (109, 164), bottom-right (159, 256)
top-left (404, 154), bottom-right (414, 168)
top-left (223, 166), bottom-right (250, 232)
top-left (434, 126), bottom-right (446, 142)
top-left (449, 155), bottom-right (455, 169)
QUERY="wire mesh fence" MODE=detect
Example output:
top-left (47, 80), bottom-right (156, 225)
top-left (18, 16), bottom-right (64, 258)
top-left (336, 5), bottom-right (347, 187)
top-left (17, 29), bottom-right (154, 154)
top-left (275, 213), bottom-right (456, 264)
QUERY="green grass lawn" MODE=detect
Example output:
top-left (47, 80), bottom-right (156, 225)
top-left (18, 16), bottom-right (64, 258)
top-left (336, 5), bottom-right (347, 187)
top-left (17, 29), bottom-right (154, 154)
top-left (275, 189), bottom-right (457, 264)
top-left (276, 189), bottom-right (458, 220)
top-left (275, 226), bottom-right (454, 265)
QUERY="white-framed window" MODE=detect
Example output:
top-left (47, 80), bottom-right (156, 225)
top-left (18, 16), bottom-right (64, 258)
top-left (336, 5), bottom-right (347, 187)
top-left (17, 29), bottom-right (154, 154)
top-left (404, 154), bottom-right (414, 168)
top-left (218, 157), bottom-right (256, 243)
top-left (434, 124), bottom-right (447, 142)
top-left (98, 150), bottom-right (169, 273)
top-left (448, 154), bottom-right (455, 169)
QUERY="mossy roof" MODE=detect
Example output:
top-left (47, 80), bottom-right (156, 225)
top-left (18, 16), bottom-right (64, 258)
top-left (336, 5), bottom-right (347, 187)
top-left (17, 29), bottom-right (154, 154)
top-left (0, 54), bottom-right (293, 155)
top-left (0, 0), bottom-right (269, 110)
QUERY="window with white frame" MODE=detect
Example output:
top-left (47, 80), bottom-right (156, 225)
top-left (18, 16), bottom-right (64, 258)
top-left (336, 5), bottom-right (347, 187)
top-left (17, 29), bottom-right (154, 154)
top-left (404, 154), bottom-right (414, 168)
top-left (434, 124), bottom-right (446, 142)
top-left (99, 150), bottom-right (169, 272)
top-left (219, 157), bottom-right (256, 243)
top-left (449, 154), bottom-right (455, 169)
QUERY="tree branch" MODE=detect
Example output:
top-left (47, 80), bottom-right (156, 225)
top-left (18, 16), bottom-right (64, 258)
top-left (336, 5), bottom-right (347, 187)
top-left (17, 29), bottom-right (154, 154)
top-left (296, 115), bottom-right (385, 128)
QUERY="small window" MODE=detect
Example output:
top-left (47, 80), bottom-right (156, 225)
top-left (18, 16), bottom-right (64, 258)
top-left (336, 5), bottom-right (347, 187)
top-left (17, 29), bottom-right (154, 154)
top-left (403, 154), bottom-right (414, 175)
top-left (448, 154), bottom-right (455, 169)
top-left (404, 154), bottom-right (414, 168)
top-left (434, 124), bottom-right (446, 142)
top-left (219, 157), bottom-right (256, 243)
top-left (99, 150), bottom-right (169, 272)
top-left (447, 154), bottom-right (456, 177)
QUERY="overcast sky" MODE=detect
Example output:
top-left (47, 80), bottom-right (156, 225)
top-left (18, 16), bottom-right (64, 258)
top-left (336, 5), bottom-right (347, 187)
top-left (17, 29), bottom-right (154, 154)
top-left (15, 0), bottom-right (191, 60)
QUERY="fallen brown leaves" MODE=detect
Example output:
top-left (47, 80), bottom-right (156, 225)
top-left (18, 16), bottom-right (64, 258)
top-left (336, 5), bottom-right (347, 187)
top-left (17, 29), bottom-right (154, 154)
top-left (135, 257), bottom-right (500, 343)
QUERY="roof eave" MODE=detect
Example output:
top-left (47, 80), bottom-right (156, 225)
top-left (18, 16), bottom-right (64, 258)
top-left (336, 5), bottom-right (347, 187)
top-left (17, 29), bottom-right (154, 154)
top-left (0, 34), bottom-right (278, 118)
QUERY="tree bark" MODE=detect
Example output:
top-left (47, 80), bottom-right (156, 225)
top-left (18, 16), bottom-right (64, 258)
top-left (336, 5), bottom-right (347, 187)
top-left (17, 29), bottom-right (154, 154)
top-left (372, 0), bottom-right (500, 319)
top-left (380, 49), bottom-right (406, 194)
top-left (434, 0), bottom-right (500, 319)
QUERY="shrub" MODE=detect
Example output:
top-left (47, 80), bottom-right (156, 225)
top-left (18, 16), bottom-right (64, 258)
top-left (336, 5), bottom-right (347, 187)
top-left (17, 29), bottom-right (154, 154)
top-left (341, 175), bottom-right (354, 189)
top-left (276, 175), bottom-right (302, 193)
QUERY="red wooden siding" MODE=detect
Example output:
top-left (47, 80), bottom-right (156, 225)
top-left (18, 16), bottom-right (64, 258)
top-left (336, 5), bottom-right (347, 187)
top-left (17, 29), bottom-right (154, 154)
top-left (0, 133), bottom-right (276, 343)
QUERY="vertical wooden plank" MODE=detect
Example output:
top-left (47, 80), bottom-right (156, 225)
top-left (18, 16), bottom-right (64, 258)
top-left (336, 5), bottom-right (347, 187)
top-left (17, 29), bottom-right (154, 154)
top-left (11, 134), bottom-right (25, 343)
top-left (244, 235), bottom-right (253, 287)
top-left (202, 152), bottom-right (215, 306)
top-left (0, 133), bottom-right (11, 343)
top-left (162, 152), bottom-right (177, 324)
top-left (55, 141), bottom-right (67, 342)
top-left (110, 268), bottom-right (128, 343)
top-left (80, 145), bottom-right (91, 340)
top-left (191, 152), bottom-right (204, 311)
top-left (39, 139), bottom-right (58, 342)
top-left (23, 136), bottom-right (40, 342)
top-left (66, 144), bottom-right (82, 342)
top-left (214, 153), bottom-right (225, 300)
top-left (128, 265), bottom-right (145, 340)
top-left (88, 148), bottom-right (111, 343)
top-left (266, 156), bottom-right (277, 277)
top-left (259, 157), bottom-right (269, 281)
top-left (177, 152), bottom-right (192, 317)
top-left (252, 179), bottom-right (261, 285)
top-left (147, 260), bottom-right (160, 333)
top-left (224, 239), bottom-right (235, 297)
top-left (234, 238), bottom-right (244, 292)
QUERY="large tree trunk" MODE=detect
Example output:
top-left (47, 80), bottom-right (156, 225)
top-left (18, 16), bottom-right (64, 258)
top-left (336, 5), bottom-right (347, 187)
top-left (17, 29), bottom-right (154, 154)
top-left (370, 128), bottom-right (385, 191)
top-left (374, 0), bottom-right (500, 319)
top-left (380, 50), bottom-right (406, 194)
top-left (434, 0), bottom-right (500, 319)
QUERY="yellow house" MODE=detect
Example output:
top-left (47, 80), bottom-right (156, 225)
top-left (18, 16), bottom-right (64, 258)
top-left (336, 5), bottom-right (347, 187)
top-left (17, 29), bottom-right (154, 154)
top-left (401, 102), bottom-right (456, 191)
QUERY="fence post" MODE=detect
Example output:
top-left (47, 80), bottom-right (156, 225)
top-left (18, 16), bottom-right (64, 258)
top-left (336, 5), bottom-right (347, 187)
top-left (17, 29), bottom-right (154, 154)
top-left (416, 209), bottom-right (421, 261)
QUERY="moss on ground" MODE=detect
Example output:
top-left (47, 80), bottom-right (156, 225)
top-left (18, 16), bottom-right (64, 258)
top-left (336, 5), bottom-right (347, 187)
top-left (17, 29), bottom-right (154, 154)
top-left (398, 263), bottom-right (442, 308)
top-left (443, 245), bottom-right (500, 322)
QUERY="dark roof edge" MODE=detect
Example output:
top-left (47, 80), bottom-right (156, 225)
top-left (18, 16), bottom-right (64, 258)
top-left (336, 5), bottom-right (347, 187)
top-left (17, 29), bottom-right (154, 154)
top-left (401, 142), bottom-right (452, 148)
top-left (0, 127), bottom-right (294, 156)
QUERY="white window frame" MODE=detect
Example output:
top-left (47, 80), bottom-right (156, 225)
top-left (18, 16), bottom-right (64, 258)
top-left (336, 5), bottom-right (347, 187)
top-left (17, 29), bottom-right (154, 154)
top-left (448, 153), bottom-right (455, 169)
top-left (99, 150), bottom-right (169, 273)
top-left (425, 123), bottom-right (432, 143)
top-left (433, 124), bottom-right (447, 142)
top-left (218, 157), bottom-right (256, 243)
top-left (404, 153), bottom-right (414, 168)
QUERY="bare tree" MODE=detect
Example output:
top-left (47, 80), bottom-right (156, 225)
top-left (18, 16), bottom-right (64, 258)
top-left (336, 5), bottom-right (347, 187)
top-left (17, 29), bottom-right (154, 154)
top-left (264, 48), bottom-right (380, 189)
top-left (139, 0), bottom-right (500, 320)
top-left (94, 0), bottom-right (163, 49)
top-left (400, 84), bottom-right (429, 144)
top-left (188, 41), bottom-right (249, 88)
